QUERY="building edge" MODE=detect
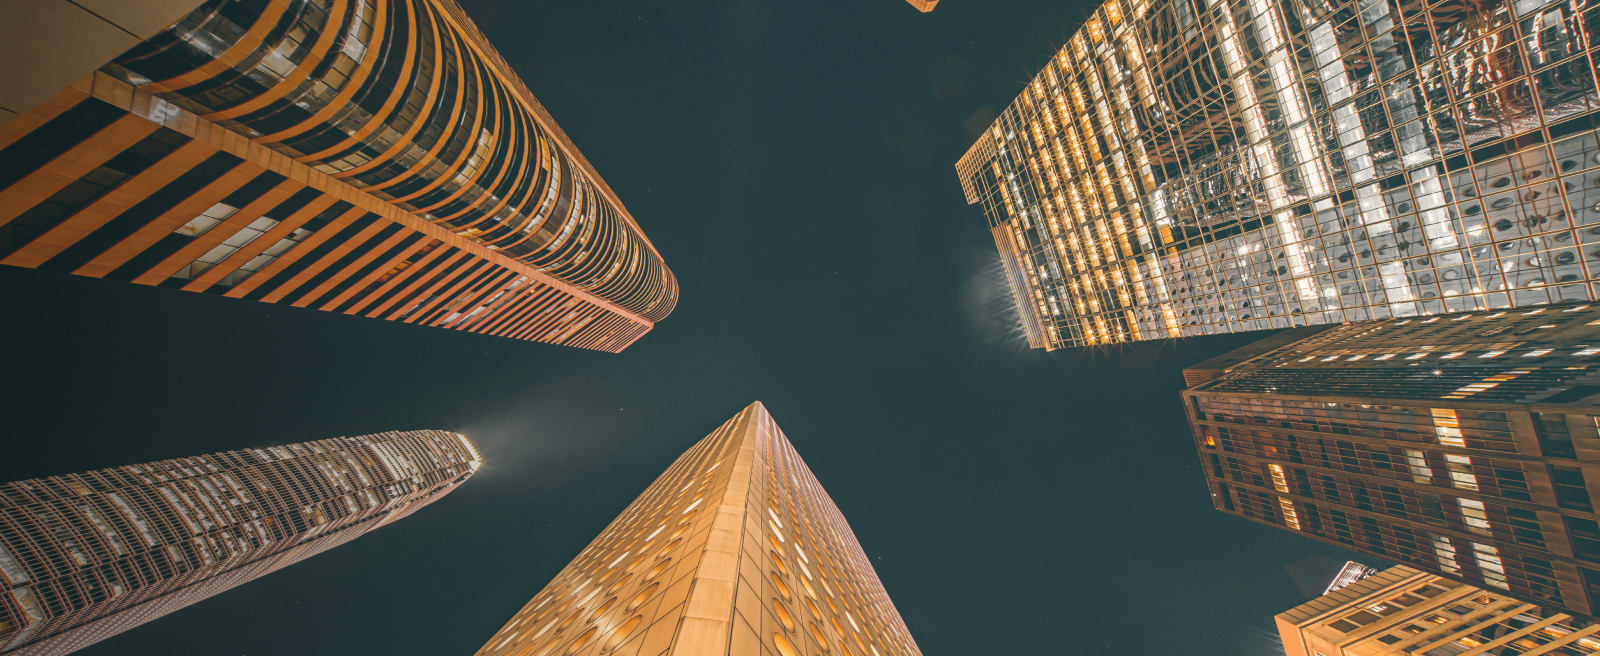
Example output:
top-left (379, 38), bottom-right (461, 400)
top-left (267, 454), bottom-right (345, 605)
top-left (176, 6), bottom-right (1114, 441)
top-left (8, 72), bottom-right (655, 352)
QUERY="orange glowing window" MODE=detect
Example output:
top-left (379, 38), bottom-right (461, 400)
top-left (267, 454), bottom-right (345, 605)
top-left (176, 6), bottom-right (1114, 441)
top-left (773, 632), bottom-right (800, 656)
top-left (772, 572), bottom-right (793, 602)
top-left (626, 583), bottom-right (658, 612)
top-left (772, 599), bottom-right (797, 632)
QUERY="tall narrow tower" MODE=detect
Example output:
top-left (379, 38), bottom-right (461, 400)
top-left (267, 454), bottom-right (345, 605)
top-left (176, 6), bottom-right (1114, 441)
top-left (0, 0), bottom-right (677, 352)
top-left (0, 430), bottom-right (480, 656)
top-left (473, 402), bottom-right (920, 656)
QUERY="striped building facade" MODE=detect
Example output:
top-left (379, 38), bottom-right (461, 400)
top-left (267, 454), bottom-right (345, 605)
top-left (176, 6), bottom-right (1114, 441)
top-left (0, 0), bottom-right (676, 352)
top-left (0, 430), bottom-right (480, 656)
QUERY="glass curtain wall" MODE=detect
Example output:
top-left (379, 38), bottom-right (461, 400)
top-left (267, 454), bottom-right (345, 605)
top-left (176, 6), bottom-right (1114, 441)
top-left (957, 0), bottom-right (1600, 349)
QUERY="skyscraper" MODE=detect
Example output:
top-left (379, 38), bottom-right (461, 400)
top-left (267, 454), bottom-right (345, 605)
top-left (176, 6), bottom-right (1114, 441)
top-left (0, 0), bottom-right (677, 353)
top-left (473, 402), bottom-right (921, 656)
top-left (1185, 301), bottom-right (1600, 618)
top-left (1277, 564), bottom-right (1600, 656)
top-left (0, 430), bottom-right (480, 656)
top-left (903, 0), bottom-right (938, 12)
top-left (956, 0), bottom-right (1600, 350)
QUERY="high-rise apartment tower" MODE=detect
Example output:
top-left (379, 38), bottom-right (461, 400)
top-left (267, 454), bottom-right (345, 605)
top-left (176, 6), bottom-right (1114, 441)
top-left (472, 402), bottom-right (921, 656)
top-left (958, 0), bottom-right (1600, 349)
top-left (1185, 302), bottom-right (1600, 619)
top-left (1278, 564), bottom-right (1600, 655)
top-left (0, 0), bottom-right (677, 352)
top-left (0, 430), bottom-right (480, 656)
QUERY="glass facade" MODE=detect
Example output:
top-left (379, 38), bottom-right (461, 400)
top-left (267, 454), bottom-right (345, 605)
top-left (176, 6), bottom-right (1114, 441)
top-left (0, 430), bottom-right (479, 656)
top-left (958, 0), bottom-right (1600, 350)
top-left (1185, 302), bottom-right (1600, 618)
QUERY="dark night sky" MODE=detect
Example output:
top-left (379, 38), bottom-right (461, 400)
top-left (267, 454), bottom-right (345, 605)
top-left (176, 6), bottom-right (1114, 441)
top-left (0, 0), bottom-right (1376, 654)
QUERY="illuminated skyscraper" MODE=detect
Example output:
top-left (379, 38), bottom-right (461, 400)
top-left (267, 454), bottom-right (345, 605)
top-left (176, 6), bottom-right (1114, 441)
top-left (0, 430), bottom-right (480, 656)
top-left (1277, 564), bottom-right (1600, 656)
top-left (957, 0), bottom-right (1600, 350)
top-left (473, 402), bottom-right (921, 656)
top-left (0, 0), bottom-right (677, 352)
top-left (1186, 302), bottom-right (1600, 619)
top-left (904, 0), bottom-right (938, 12)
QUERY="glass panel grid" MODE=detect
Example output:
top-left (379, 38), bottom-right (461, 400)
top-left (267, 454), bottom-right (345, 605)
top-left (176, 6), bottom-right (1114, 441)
top-left (956, 0), bottom-right (1600, 349)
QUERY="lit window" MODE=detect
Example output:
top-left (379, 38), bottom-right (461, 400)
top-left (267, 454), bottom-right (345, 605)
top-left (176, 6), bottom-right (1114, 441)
top-left (1459, 498), bottom-right (1491, 536)
top-left (1479, 351), bottom-right (1505, 358)
top-left (173, 203), bottom-right (240, 237)
top-left (1577, 347), bottom-right (1600, 356)
top-left (1473, 543), bottom-right (1509, 589)
top-left (1524, 349), bottom-right (1553, 357)
top-left (1374, 354), bottom-right (1395, 360)
top-left (1347, 355), bottom-right (1367, 361)
top-left (1269, 464), bottom-right (1291, 493)
top-left (1406, 449), bottom-right (1434, 483)
top-left (1447, 455), bottom-right (1480, 492)
top-left (1407, 353), bottom-right (1428, 360)
top-left (1432, 409), bottom-right (1466, 447)
top-left (1433, 534), bottom-right (1461, 573)
top-left (1440, 352), bottom-right (1466, 359)
top-left (1278, 496), bottom-right (1301, 530)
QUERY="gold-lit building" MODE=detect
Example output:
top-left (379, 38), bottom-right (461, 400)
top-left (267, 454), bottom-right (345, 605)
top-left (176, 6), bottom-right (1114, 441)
top-left (472, 402), bottom-right (921, 656)
top-left (903, 0), bottom-right (937, 12)
top-left (957, 0), bottom-right (1600, 349)
top-left (0, 0), bottom-right (677, 352)
top-left (1278, 564), bottom-right (1600, 655)
top-left (1186, 301), bottom-right (1600, 620)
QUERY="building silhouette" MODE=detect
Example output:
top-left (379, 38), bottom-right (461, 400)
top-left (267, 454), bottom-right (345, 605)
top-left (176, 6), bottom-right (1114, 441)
top-left (957, 0), bottom-right (1600, 349)
top-left (1187, 302), bottom-right (1600, 618)
top-left (0, 0), bottom-right (676, 352)
top-left (472, 402), bottom-right (921, 656)
top-left (1278, 564), bottom-right (1600, 655)
top-left (0, 430), bottom-right (479, 656)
